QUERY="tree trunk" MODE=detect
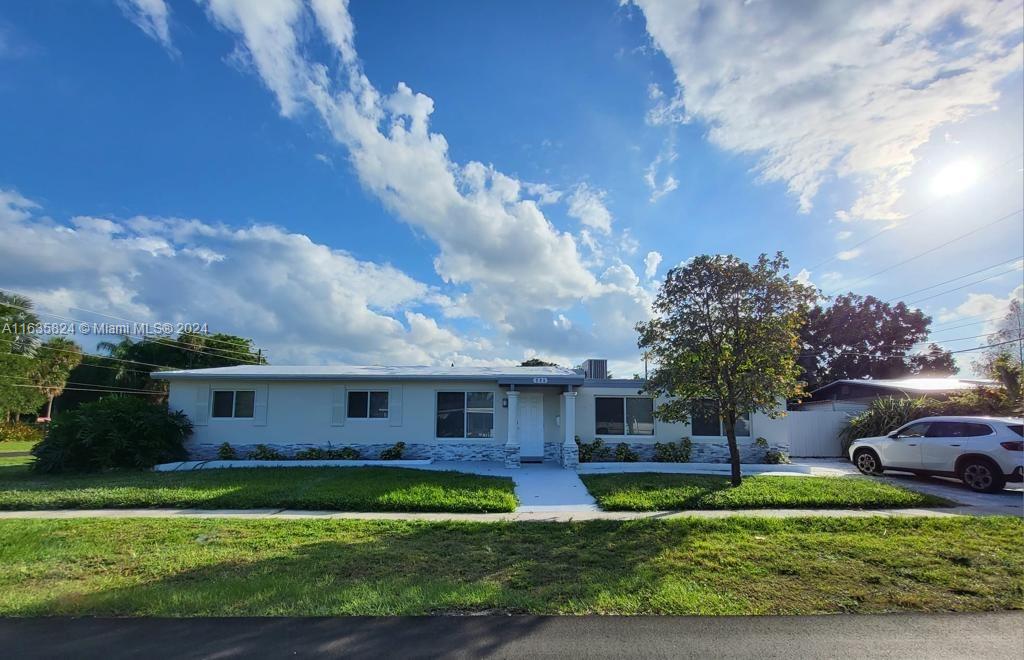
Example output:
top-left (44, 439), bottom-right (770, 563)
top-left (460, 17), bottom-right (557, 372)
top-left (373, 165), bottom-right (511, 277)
top-left (45, 396), bottom-right (53, 420)
top-left (724, 413), bottom-right (742, 486)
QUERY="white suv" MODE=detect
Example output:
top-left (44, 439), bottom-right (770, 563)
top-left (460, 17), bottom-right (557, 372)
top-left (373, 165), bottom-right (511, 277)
top-left (849, 416), bottom-right (1024, 493)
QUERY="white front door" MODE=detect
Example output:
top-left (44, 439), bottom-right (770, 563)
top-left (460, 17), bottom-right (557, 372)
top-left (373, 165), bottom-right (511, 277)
top-left (517, 393), bottom-right (545, 459)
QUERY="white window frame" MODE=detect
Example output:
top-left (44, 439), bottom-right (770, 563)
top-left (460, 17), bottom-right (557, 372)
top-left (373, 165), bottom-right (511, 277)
top-left (211, 389), bottom-right (255, 419)
top-left (435, 390), bottom-right (495, 439)
top-left (690, 400), bottom-right (751, 438)
top-left (594, 395), bottom-right (656, 437)
top-left (346, 390), bottom-right (389, 421)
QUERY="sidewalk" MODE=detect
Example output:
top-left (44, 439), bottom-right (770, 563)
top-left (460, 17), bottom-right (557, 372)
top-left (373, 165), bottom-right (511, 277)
top-left (0, 506), bottom-right (967, 522)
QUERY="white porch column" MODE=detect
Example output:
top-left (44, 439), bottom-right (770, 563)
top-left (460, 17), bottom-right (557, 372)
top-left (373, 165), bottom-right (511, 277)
top-left (561, 391), bottom-right (578, 468)
top-left (504, 390), bottom-right (520, 468)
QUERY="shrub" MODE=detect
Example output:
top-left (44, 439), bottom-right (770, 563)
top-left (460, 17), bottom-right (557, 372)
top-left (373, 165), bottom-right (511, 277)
top-left (765, 448), bottom-right (790, 464)
top-left (615, 443), bottom-right (639, 462)
top-left (248, 444), bottom-right (284, 460)
top-left (576, 437), bottom-right (612, 463)
top-left (653, 438), bottom-right (691, 463)
top-left (31, 397), bottom-right (191, 473)
top-left (217, 442), bottom-right (238, 460)
top-left (379, 442), bottom-right (406, 460)
top-left (294, 446), bottom-right (362, 460)
top-left (839, 397), bottom-right (935, 454)
top-left (0, 422), bottom-right (44, 445)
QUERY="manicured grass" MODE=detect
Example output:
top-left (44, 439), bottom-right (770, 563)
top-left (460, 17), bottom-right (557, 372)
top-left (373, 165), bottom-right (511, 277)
top-left (0, 517), bottom-right (1020, 615)
top-left (0, 465), bottom-right (516, 513)
top-left (580, 473), bottom-right (951, 511)
top-left (0, 441), bottom-right (37, 453)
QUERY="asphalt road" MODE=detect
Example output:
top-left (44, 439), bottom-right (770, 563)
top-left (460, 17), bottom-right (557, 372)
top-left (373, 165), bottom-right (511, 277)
top-left (1, 613), bottom-right (1021, 659)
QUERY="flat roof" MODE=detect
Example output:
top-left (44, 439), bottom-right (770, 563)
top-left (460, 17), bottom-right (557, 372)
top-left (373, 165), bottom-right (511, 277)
top-left (811, 377), bottom-right (997, 395)
top-left (151, 364), bottom-right (587, 385)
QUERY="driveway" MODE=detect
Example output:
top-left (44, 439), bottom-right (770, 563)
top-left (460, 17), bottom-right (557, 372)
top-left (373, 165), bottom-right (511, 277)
top-left (1, 613), bottom-right (1020, 659)
top-left (799, 458), bottom-right (1024, 516)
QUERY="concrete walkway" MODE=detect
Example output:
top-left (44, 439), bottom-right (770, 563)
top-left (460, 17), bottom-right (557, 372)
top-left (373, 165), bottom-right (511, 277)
top-left (0, 506), bottom-right (968, 522)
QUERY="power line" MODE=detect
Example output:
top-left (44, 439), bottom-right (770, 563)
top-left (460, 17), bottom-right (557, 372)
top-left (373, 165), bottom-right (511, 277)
top-left (825, 207), bottom-right (1024, 296)
top-left (0, 336), bottom-right (185, 372)
top-left (4, 383), bottom-right (152, 396)
top-left (801, 337), bottom-right (1022, 360)
top-left (808, 151), bottom-right (1024, 272)
top-left (0, 293), bottom-right (263, 364)
top-left (884, 256), bottom-right (1023, 303)
top-left (903, 265), bottom-right (1024, 307)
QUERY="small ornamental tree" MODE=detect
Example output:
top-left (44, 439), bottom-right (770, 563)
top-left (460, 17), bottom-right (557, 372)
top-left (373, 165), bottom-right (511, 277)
top-left (637, 253), bottom-right (817, 486)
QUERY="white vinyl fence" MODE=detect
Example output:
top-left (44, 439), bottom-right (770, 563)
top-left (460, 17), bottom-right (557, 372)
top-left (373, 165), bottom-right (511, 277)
top-left (786, 410), bottom-right (852, 457)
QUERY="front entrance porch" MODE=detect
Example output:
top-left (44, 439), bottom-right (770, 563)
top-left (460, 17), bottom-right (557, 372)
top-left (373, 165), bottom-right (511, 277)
top-left (501, 384), bottom-right (579, 469)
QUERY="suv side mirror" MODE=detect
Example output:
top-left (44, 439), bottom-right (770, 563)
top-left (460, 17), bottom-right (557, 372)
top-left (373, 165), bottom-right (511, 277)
top-left (888, 432), bottom-right (899, 439)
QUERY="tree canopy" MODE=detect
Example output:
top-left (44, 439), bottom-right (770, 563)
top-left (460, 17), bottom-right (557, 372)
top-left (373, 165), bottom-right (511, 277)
top-left (519, 358), bottom-right (559, 367)
top-left (798, 293), bottom-right (956, 391)
top-left (637, 253), bottom-right (816, 485)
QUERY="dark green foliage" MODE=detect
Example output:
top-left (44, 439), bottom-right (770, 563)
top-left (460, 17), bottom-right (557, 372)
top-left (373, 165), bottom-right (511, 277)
top-left (294, 446), bottom-right (362, 460)
top-left (653, 438), bottom-right (692, 462)
top-left (614, 443), bottom-right (639, 462)
top-left (576, 437), bottom-right (611, 462)
top-left (379, 442), bottom-right (406, 460)
top-left (519, 358), bottom-right (559, 367)
top-left (31, 397), bottom-right (191, 473)
top-left (216, 443), bottom-right (238, 460)
top-left (247, 444), bottom-right (284, 461)
top-left (798, 293), bottom-right (955, 391)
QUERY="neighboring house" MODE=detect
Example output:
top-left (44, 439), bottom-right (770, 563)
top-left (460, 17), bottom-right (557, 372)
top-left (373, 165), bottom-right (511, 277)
top-left (798, 377), bottom-right (997, 413)
top-left (153, 359), bottom-right (790, 468)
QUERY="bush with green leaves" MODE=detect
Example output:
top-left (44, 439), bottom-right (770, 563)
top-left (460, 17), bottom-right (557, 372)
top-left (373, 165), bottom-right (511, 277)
top-left (247, 444), bottom-right (284, 460)
top-left (216, 442), bottom-right (238, 460)
top-left (0, 422), bottom-right (44, 445)
top-left (576, 437), bottom-right (612, 463)
top-left (764, 448), bottom-right (790, 464)
top-left (654, 438), bottom-right (691, 463)
top-left (294, 446), bottom-right (362, 460)
top-left (614, 443), bottom-right (639, 462)
top-left (31, 397), bottom-right (191, 473)
top-left (379, 442), bottom-right (406, 460)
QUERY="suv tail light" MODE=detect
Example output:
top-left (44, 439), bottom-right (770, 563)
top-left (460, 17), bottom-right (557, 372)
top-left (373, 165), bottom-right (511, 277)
top-left (1000, 441), bottom-right (1024, 451)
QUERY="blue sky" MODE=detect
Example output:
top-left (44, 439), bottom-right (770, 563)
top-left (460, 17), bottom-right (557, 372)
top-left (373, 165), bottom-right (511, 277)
top-left (1, 0), bottom-right (1022, 376)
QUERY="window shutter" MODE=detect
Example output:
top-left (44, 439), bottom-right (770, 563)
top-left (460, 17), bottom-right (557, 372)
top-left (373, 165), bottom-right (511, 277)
top-left (389, 386), bottom-right (403, 426)
top-left (331, 385), bottom-right (346, 426)
top-left (253, 384), bottom-right (269, 426)
top-left (193, 384), bottom-right (210, 426)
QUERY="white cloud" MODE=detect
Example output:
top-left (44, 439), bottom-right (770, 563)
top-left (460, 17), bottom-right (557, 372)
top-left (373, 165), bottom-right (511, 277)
top-left (945, 284), bottom-right (1024, 325)
top-left (566, 183), bottom-right (613, 233)
top-left (643, 251), bottom-right (663, 280)
top-left (836, 248), bottom-right (862, 261)
top-left (635, 0), bottom-right (1023, 220)
top-left (523, 182), bottom-right (562, 205)
top-left (314, 153), bottom-right (333, 166)
top-left (0, 189), bottom-right (482, 366)
top-left (116, 0), bottom-right (176, 55)
top-left (643, 140), bottom-right (679, 202)
top-left (795, 268), bottom-right (813, 286)
top-left (836, 230), bottom-right (853, 240)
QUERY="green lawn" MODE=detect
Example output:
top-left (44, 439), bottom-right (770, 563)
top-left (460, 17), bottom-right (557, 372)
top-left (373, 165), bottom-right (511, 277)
top-left (0, 517), bottom-right (1020, 616)
top-left (0, 441), bottom-right (36, 453)
top-left (580, 473), bottom-right (951, 511)
top-left (0, 465), bottom-right (516, 513)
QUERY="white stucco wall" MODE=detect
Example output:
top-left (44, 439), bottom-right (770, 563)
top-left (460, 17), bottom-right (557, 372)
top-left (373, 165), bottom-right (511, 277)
top-left (574, 385), bottom-right (789, 448)
top-left (167, 379), bottom-right (509, 452)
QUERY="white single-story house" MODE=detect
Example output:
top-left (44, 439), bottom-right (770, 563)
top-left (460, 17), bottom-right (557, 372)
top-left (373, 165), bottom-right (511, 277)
top-left (153, 359), bottom-right (791, 468)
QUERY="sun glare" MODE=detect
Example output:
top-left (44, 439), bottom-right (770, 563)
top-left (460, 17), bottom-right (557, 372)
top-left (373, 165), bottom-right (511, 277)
top-left (930, 158), bottom-right (981, 196)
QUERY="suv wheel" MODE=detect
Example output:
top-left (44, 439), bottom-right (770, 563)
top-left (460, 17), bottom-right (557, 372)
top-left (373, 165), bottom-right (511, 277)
top-left (959, 458), bottom-right (1006, 493)
top-left (854, 449), bottom-right (883, 476)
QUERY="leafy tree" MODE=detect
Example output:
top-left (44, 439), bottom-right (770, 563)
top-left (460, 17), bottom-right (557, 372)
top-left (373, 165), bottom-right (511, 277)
top-left (909, 343), bottom-right (958, 376)
top-left (637, 253), bottom-right (816, 486)
top-left (798, 293), bottom-right (955, 390)
top-left (32, 338), bottom-right (83, 419)
top-left (0, 293), bottom-right (45, 421)
top-left (519, 358), bottom-right (559, 367)
top-left (96, 331), bottom-right (264, 391)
